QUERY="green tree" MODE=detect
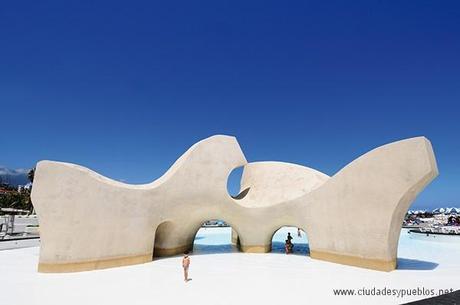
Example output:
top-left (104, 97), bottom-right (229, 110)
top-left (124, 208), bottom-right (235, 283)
top-left (28, 168), bottom-right (35, 183)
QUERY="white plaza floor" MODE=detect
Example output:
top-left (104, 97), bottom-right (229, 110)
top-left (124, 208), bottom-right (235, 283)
top-left (2, 227), bottom-right (460, 305)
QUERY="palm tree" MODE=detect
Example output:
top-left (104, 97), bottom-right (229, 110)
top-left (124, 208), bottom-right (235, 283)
top-left (28, 168), bottom-right (35, 183)
top-left (27, 168), bottom-right (35, 214)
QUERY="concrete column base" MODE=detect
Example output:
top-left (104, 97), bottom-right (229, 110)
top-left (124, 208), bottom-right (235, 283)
top-left (153, 244), bottom-right (192, 257)
top-left (231, 228), bottom-right (239, 245)
top-left (240, 244), bottom-right (271, 253)
top-left (310, 249), bottom-right (396, 272)
top-left (38, 253), bottom-right (152, 273)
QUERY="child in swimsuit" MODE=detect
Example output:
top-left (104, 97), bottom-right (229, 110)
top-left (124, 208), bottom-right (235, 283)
top-left (182, 252), bottom-right (191, 282)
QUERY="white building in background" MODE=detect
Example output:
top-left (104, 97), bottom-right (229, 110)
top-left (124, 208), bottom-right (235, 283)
top-left (17, 182), bottom-right (32, 192)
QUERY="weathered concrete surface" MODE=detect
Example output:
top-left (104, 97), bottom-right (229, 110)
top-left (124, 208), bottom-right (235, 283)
top-left (31, 135), bottom-right (438, 272)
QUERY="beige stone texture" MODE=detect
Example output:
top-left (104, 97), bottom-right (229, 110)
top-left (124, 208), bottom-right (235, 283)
top-left (31, 135), bottom-right (437, 272)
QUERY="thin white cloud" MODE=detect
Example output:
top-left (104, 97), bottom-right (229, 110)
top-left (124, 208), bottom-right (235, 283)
top-left (0, 167), bottom-right (30, 176)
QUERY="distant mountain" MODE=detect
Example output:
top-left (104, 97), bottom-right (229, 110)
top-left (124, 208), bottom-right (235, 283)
top-left (0, 166), bottom-right (30, 187)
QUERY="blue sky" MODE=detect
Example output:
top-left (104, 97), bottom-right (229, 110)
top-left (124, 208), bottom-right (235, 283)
top-left (1, 1), bottom-right (459, 209)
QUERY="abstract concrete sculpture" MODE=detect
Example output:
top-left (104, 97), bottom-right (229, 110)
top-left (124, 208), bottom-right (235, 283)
top-left (31, 135), bottom-right (438, 273)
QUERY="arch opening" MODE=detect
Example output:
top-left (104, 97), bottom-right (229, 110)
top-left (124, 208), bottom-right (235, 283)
top-left (271, 226), bottom-right (309, 256)
top-left (153, 221), bottom-right (184, 259)
top-left (192, 219), bottom-right (241, 255)
top-left (227, 166), bottom-right (249, 199)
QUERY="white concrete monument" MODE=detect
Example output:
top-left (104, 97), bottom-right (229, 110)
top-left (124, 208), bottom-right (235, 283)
top-left (31, 135), bottom-right (438, 272)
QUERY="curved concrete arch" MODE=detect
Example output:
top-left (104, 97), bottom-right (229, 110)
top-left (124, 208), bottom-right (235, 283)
top-left (190, 218), bottom-right (245, 252)
top-left (227, 161), bottom-right (330, 251)
top-left (153, 221), bottom-right (185, 257)
top-left (267, 225), bottom-right (309, 249)
top-left (303, 137), bottom-right (438, 271)
top-left (32, 135), bottom-right (248, 272)
top-left (237, 161), bottom-right (330, 208)
top-left (31, 135), bottom-right (438, 273)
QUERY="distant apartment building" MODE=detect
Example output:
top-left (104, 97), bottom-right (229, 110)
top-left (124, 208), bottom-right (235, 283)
top-left (17, 183), bottom-right (32, 192)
